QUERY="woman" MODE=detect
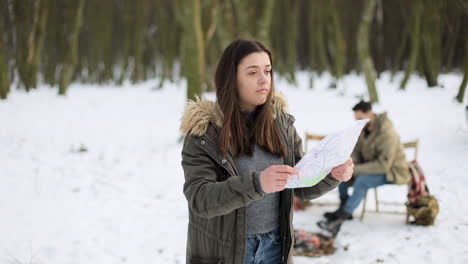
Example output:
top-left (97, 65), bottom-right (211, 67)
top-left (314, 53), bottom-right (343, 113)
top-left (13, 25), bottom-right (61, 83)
top-left (180, 39), bottom-right (353, 264)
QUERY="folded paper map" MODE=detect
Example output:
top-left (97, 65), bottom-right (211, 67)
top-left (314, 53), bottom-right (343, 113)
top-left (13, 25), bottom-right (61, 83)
top-left (285, 119), bottom-right (369, 189)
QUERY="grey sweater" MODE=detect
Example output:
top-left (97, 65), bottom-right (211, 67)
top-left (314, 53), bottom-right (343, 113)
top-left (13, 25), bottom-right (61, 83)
top-left (237, 144), bottom-right (284, 235)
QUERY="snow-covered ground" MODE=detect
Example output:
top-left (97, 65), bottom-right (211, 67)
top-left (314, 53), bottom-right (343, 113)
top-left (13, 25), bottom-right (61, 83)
top-left (1, 73), bottom-right (467, 264)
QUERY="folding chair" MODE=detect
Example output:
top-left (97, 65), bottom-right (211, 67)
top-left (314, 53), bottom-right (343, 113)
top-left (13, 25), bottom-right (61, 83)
top-left (360, 139), bottom-right (419, 221)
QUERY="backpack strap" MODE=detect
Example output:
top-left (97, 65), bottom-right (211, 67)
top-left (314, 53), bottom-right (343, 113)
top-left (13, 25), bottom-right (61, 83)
top-left (408, 160), bottom-right (429, 204)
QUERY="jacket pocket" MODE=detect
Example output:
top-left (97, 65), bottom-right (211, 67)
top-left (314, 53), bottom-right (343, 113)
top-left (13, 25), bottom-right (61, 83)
top-left (215, 163), bottom-right (229, 182)
top-left (191, 257), bottom-right (225, 264)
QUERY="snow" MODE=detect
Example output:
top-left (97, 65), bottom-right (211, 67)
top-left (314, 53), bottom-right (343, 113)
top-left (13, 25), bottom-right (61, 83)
top-left (1, 73), bottom-right (467, 264)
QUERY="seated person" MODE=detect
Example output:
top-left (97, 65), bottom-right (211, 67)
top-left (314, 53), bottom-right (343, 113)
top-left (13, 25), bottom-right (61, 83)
top-left (319, 101), bottom-right (411, 233)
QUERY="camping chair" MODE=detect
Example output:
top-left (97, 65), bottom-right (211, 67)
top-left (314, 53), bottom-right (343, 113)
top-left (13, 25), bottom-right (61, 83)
top-left (360, 139), bottom-right (419, 221)
top-left (304, 132), bottom-right (419, 221)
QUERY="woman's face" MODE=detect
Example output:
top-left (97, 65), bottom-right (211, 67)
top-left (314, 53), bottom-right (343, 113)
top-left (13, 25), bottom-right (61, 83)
top-left (237, 51), bottom-right (272, 112)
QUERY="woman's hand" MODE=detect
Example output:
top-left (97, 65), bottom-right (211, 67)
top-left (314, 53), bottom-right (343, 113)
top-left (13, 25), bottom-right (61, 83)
top-left (331, 158), bottom-right (354, 182)
top-left (260, 165), bottom-right (298, 193)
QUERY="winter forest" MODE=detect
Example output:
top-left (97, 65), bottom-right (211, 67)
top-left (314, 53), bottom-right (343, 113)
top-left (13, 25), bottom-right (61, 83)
top-left (0, 0), bottom-right (467, 102)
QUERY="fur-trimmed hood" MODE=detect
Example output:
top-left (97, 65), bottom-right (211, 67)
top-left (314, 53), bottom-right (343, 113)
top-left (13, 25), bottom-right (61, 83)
top-left (180, 93), bottom-right (290, 136)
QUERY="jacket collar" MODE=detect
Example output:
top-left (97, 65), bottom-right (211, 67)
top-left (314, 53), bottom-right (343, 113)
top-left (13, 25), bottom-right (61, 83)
top-left (180, 93), bottom-right (290, 137)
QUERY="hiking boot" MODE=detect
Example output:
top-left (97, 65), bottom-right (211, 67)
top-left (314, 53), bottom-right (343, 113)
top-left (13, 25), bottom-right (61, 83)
top-left (324, 208), bottom-right (353, 221)
top-left (323, 209), bottom-right (341, 221)
top-left (317, 219), bottom-right (343, 237)
top-left (317, 210), bottom-right (353, 237)
top-left (323, 198), bottom-right (351, 221)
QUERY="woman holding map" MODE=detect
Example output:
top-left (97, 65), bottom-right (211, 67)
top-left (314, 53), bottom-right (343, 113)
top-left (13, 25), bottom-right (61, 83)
top-left (180, 39), bottom-right (353, 264)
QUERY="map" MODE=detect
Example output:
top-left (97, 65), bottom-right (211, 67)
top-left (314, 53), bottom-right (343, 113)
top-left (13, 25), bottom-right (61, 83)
top-left (285, 119), bottom-right (369, 189)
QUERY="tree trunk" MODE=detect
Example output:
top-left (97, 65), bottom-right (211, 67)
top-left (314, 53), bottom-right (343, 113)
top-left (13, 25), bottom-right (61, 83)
top-left (308, 0), bottom-right (328, 74)
top-left (455, 40), bottom-right (468, 103)
top-left (101, 0), bottom-right (115, 83)
top-left (327, 0), bottom-right (346, 80)
top-left (185, 0), bottom-right (205, 101)
top-left (230, 0), bottom-right (250, 38)
top-left (13, 0), bottom-right (32, 91)
top-left (43, 0), bottom-right (59, 86)
top-left (456, 69), bottom-right (467, 104)
top-left (373, 0), bottom-right (385, 76)
top-left (400, 0), bottom-right (423, 90)
top-left (58, 0), bottom-right (85, 95)
top-left (269, 0), bottom-right (299, 83)
top-left (443, 0), bottom-right (462, 72)
top-left (420, 0), bottom-right (442, 87)
top-left (385, 0), bottom-right (407, 80)
top-left (27, 0), bottom-right (48, 90)
top-left (257, 0), bottom-right (275, 44)
top-left (0, 20), bottom-right (10, 99)
top-left (358, 0), bottom-right (379, 103)
top-left (117, 0), bottom-right (133, 85)
top-left (131, 0), bottom-right (149, 83)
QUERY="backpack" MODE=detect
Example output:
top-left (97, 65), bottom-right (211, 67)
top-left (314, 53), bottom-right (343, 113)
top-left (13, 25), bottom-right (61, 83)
top-left (406, 160), bottom-right (439, 226)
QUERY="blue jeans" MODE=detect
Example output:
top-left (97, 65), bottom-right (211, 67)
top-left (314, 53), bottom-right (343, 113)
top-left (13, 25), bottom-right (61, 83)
top-left (338, 174), bottom-right (390, 214)
top-left (244, 228), bottom-right (282, 264)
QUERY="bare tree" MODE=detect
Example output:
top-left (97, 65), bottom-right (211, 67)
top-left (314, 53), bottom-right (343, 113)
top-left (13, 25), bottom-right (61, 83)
top-left (358, 0), bottom-right (379, 103)
top-left (58, 0), bottom-right (85, 95)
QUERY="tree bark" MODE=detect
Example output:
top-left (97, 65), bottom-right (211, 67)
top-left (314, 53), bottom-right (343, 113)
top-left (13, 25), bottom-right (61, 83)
top-left (327, 0), bottom-right (346, 80)
top-left (455, 40), bottom-right (468, 103)
top-left (185, 0), bottom-right (205, 101)
top-left (0, 18), bottom-right (10, 99)
top-left (26, 0), bottom-right (48, 90)
top-left (257, 0), bottom-right (275, 44)
top-left (358, 0), bottom-right (379, 103)
top-left (420, 0), bottom-right (442, 87)
top-left (400, 0), bottom-right (423, 90)
top-left (58, 0), bottom-right (85, 95)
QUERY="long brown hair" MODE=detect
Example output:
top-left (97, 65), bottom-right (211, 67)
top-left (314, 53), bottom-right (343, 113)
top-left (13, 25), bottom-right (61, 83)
top-left (215, 39), bottom-right (287, 157)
